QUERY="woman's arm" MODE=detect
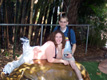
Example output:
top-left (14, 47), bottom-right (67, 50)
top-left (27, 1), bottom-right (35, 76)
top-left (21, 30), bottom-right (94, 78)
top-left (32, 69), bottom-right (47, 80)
top-left (45, 41), bottom-right (69, 65)
top-left (56, 43), bottom-right (63, 59)
top-left (49, 58), bottom-right (69, 65)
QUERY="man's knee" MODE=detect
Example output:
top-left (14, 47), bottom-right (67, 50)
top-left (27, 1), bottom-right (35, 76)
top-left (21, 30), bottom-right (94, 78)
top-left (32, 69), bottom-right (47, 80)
top-left (69, 61), bottom-right (77, 69)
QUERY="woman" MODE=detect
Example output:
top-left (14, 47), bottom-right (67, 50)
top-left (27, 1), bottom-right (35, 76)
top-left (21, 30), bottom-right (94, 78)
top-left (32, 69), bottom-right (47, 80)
top-left (3, 30), bottom-right (69, 75)
top-left (3, 30), bottom-right (83, 80)
top-left (52, 31), bottom-right (83, 80)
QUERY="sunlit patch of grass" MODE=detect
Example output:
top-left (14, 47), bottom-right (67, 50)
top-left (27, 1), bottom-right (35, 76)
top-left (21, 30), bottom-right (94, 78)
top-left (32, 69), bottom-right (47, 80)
top-left (80, 61), bottom-right (107, 80)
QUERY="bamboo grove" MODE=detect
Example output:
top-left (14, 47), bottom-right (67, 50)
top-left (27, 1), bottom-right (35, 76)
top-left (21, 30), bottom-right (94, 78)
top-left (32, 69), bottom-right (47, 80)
top-left (0, 0), bottom-right (81, 49)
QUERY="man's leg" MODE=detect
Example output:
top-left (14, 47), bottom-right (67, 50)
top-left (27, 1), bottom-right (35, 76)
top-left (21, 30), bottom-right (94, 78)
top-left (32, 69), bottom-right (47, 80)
top-left (69, 60), bottom-right (83, 80)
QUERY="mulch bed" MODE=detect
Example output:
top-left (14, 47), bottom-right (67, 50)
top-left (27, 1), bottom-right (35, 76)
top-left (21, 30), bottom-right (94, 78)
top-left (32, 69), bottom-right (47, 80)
top-left (75, 45), bottom-right (107, 62)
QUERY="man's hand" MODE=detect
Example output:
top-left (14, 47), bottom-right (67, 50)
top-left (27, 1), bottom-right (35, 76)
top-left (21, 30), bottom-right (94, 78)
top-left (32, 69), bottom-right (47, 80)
top-left (65, 53), bottom-right (72, 58)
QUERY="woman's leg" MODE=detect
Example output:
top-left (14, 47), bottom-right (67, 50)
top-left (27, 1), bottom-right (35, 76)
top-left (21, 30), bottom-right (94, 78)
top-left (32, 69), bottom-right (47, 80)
top-left (3, 58), bottom-right (24, 74)
top-left (69, 60), bottom-right (83, 80)
top-left (3, 37), bottom-right (33, 74)
top-left (3, 49), bottom-right (34, 74)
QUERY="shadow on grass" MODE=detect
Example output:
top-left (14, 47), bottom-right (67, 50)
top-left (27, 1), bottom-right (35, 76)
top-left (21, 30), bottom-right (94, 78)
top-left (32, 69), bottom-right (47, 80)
top-left (80, 61), bottom-right (107, 80)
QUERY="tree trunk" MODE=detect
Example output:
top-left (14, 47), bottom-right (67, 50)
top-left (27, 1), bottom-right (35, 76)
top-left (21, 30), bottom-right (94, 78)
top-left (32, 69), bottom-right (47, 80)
top-left (5, 5), bottom-right (9, 49)
top-left (64, 0), bottom-right (81, 24)
top-left (0, 0), bottom-right (3, 7)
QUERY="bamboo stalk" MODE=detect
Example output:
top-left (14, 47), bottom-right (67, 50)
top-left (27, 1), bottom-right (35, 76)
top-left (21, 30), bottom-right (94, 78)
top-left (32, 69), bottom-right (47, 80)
top-left (28, 0), bottom-right (34, 42)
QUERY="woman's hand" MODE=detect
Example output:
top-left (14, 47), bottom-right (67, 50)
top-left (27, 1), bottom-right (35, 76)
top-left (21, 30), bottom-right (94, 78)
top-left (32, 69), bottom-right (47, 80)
top-left (56, 43), bottom-right (63, 59)
top-left (57, 43), bottom-right (62, 51)
top-left (62, 60), bottom-right (69, 65)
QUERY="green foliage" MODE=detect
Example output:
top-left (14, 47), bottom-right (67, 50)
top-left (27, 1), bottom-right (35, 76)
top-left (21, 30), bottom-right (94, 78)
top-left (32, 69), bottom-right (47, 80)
top-left (5, 51), bottom-right (10, 56)
top-left (88, 16), bottom-right (107, 47)
top-left (78, 0), bottom-right (107, 47)
top-left (15, 54), bottom-right (20, 57)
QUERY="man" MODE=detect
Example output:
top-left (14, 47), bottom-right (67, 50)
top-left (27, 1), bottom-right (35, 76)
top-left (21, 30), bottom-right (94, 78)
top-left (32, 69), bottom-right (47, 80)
top-left (53, 14), bottom-right (76, 55)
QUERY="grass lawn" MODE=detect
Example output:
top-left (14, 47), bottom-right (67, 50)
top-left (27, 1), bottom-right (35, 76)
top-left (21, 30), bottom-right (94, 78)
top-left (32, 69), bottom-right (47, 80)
top-left (80, 61), bottom-right (107, 80)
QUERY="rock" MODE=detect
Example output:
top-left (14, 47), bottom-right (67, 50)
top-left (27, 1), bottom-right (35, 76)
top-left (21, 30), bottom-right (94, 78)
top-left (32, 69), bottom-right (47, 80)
top-left (1, 60), bottom-right (90, 80)
top-left (98, 59), bottom-right (107, 74)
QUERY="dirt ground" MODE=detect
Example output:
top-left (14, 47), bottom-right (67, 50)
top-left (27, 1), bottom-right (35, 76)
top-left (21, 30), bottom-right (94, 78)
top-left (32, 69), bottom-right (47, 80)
top-left (0, 44), bottom-right (107, 79)
top-left (75, 45), bottom-right (107, 62)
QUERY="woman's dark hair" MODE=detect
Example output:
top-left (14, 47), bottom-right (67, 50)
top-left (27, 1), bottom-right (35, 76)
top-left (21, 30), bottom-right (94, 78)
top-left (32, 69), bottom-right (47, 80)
top-left (47, 30), bottom-right (66, 49)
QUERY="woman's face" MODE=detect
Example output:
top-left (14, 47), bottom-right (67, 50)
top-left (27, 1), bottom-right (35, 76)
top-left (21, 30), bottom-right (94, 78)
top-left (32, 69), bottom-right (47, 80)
top-left (55, 33), bottom-right (62, 45)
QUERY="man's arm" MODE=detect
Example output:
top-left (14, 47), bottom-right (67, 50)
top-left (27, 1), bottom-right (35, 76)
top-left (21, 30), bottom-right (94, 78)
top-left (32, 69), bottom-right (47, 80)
top-left (69, 29), bottom-right (76, 55)
top-left (71, 43), bottom-right (76, 55)
top-left (53, 26), bottom-right (58, 32)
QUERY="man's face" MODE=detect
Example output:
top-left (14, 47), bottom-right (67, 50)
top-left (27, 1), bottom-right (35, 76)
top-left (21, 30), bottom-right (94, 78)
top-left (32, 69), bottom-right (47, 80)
top-left (59, 18), bottom-right (68, 28)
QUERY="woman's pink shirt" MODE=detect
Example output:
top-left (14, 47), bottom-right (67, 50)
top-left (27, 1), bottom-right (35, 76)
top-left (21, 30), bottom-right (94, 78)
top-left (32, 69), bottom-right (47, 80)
top-left (33, 41), bottom-right (56, 62)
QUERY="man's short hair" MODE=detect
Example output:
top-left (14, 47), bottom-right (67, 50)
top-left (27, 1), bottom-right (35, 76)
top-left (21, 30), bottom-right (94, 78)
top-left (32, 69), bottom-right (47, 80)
top-left (59, 13), bottom-right (68, 21)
